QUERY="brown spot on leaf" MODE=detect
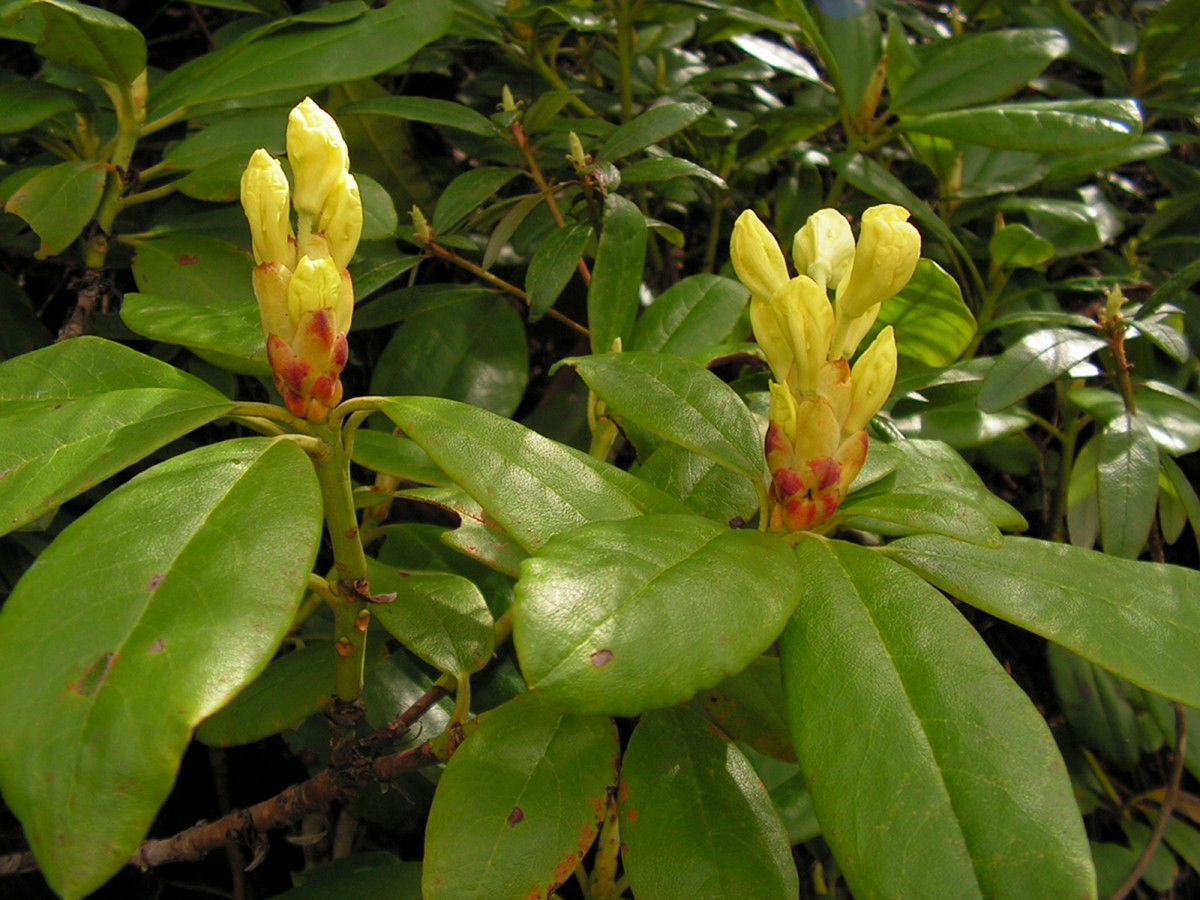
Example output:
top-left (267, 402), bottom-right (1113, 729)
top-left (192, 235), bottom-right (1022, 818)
top-left (148, 637), bottom-right (166, 654)
top-left (626, 807), bottom-right (638, 822)
top-left (335, 639), bottom-right (354, 658)
top-left (175, 255), bottom-right (200, 265)
top-left (70, 651), bottom-right (118, 697)
top-left (147, 574), bottom-right (165, 591)
top-left (590, 648), bottom-right (613, 668)
top-left (507, 806), bottom-right (524, 826)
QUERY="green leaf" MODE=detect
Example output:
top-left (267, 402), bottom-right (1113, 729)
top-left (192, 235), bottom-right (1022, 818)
top-left (353, 283), bottom-right (492, 331)
top-left (977, 327), bottom-right (1107, 412)
top-left (696, 656), bottom-right (796, 763)
top-left (595, 94), bottom-right (711, 163)
top-left (122, 293), bottom-right (267, 374)
top-left (877, 259), bottom-right (976, 366)
top-left (19, 0), bottom-right (146, 85)
top-left (4, 160), bottom-right (106, 258)
top-left (620, 707), bottom-right (798, 899)
top-left (1047, 643), bottom-right (1144, 772)
top-left (396, 486), bottom-right (529, 578)
top-left (838, 490), bottom-right (1002, 546)
top-left (1067, 435), bottom-right (1100, 549)
top-left (0, 437), bottom-right (322, 899)
top-left (351, 428), bottom-right (447, 485)
top-left (900, 99), bottom-right (1143, 152)
top-left (431, 166), bottom-right (520, 233)
top-left (989, 223), bottom-right (1055, 268)
top-left (619, 156), bottom-right (726, 187)
top-left (514, 514), bottom-right (802, 716)
top-left (637, 443), bottom-right (759, 525)
top-left (150, 0), bottom-right (451, 116)
top-left (0, 337), bottom-right (233, 536)
top-left (422, 694), bottom-right (618, 898)
top-left (526, 221), bottom-right (592, 322)
top-left (882, 535), bottom-right (1200, 707)
top-left (1140, 0), bottom-right (1200, 72)
top-left (892, 28), bottom-right (1069, 114)
top-left (588, 193), bottom-right (646, 354)
top-left (1098, 413), bottom-right (1159, 559)
top-left (0, 78), bottom-right (84, 133)
top-left (815, 0), bottom-right (881, 116)
top-left (832, 152), bottom-right (958, 248)
top-left (380, 397), bottom-right (686, 553)
top-left (368, 559), bottom-right (494, 677)
top-left (370, 295), bottom-right (529, 417)
top-left (278, 853), bottom-right (422, 899)
top-left (1162, 455), bottom-right (1200, 558)
top-left (1000, 195), bottom-right (1120, 256)
top-left (780, 538), bottom-right (1094, 899)
top-left (628, 274), bottom-right (749, 355)
top-left (339, 95), bottom-right (498, 136)
top-left (562, 351), bottom-right (765, 481)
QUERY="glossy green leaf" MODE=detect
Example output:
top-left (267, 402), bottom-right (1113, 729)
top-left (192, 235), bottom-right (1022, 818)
top-left (1140, 0), bottom-right (1200, 72)
top-left (637, 443), bottom-right (759, 525)
top-left (894, 404), bottom-right (1035, 449)
top-left (514, 514), bottom-right (801, 716)
top-left (422, 693), bottom-right (618, 898)
top-left (396, 485), bottom-right (529, 578)
top-left (1001, 195), bottom-right (1120, 257)
top-left (877, 259), bottom-right (976, 366)
top-left (351, 428), bottom-right (447, 485)
top-left (368, 558), bottom-right (494, 677)
top-left (696, 656), bottom-right (795, 762)
top-left (279, 853), bottom-right (422, 899)
top-left (0, 78), bottom-right (84, 133)
top-left (588, 193), bottom-right (646, 354)
top-left (17, 0), bottom-right (146, 85)
top-left (370, 295), bottom-right (528, 417)
top-left (160, 106), bottom-right (288, 172)
top-left (339, 95), bottom-right (498, 136)
top-left (901, 99), bottom-right (1142, 152)
top-left (1068, 384), bottom-right (1200, 456)
top-left (978, 328), bottom-right (1107, 412)
top-left (431, 166), bottom-right (519, 233)
top-left (1098, 413), bottom-right (1159, 559)
top-left (1162, 455), bottom-right (1200, 557)
top-left (620, 707), bottom-right (798, 899)
top-left (595, 94), bottom-right (711, 163)
top-left (619, 156), bottom-right (726, 187)
top-left (150, 0), bottom-right (451, 116)
top-left (730, 32), bottom-right (818, 80)
top-left (0, 437), bottom-right (322, 899)
top-left (989, 223), bottom-right (1055, 268)
top-left (0, 337), bottom-right (233, 536)
top-left (562, 351), bottom-right (765, 481)
top-left (892, 28), bottom-right (1068, 115)
top-left (882, 535), bottom-right (1200, 707)
top-left (815, 0), bottom-right (881, 115)
top-left (1067, 436), bottom-right (1101, 549)
top-left (628, 274), bottom-right (749, 355)
top-left (526, 221), bottom-right (592, 322)
top-left (377, 522), bottom-right (515, 618)
top-left (1043, 133), bottom-right (1170, 181)
top-left (380, 397), bottom-right (686, 552)
top-left (121, 292), bottom-right (267, 374)
top-left (353, 284), bottom-right (493, 331)
top-left (196, 641), bottom-right (336, 747)
top-left (838, 490), bottom-right (1003, 546)
top-left (781, 538), bottom-right (1094, 899)
top-left (4, 160), bottom-right (105, 259)
top-left (832, 152), bottom-right (958, 248)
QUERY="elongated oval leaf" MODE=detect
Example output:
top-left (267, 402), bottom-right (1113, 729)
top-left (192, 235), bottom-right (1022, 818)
top-left (900, 99), bottom-right (1142, 152)
top-left (562, 351), bottom-right (765, 481)
top-left (431, 166), bottom-right (520, 233)
top-left (423, 694), bottom-right (618, 898)
top-left (892, 28), bottom-right (1069, 114)
top-left (882, 535), bottom-right (1200, 707)
top-left (23, 0), bottom-right (146, 85)
top-left (781, 538), bottom-right (1094, 899)
top-left (339, 95), bottom-right (498, 136)
top-left (4, 160), bottom-right (106, 258)
top-left (1098, 413), bottom-right (1159, 559)
top-left (0, 78), bottom-right (84, 134)
top-left (978, 327), bottom-right (1107, 412)
top-left (368, 559), bottom-right (494, 677)
top-left (637, 443), bottom-right (759, 525)
top-left (696, 656), bottom-right (795, 762)
top-left (588, 193), bottom-right (647, 354)
top-left (514, 514), bottom-right (802, 716)
top-left (628, 274), bottom-right (748, 355)
top-left (122, 292), bottom-right (267, 374)
top-left (0, 437), bottom-right (322, 899)
top-left (620, 707), bottom-right (798, 898)
top-left (380, 396), bottom-right (686, 552)
top-left (0, 337), bottom-right (233, 536)
top-left (526, 221), bottom-right (593, 321)
top-left (595, 94), bottom-right (711, 163)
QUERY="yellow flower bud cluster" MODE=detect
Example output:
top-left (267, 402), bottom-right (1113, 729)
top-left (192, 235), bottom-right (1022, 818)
top-left (239, 97), bottom-right (362, 422)
top-left (730, 204), bottom-right (920, 532)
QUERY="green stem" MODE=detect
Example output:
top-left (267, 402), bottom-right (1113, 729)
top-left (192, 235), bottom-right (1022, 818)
top-left (309, 421), bottom-right (370, 703)
top-left (85, 77), bottom-right (144, 269)
top-left (614, 0), bottom-right (638, 123)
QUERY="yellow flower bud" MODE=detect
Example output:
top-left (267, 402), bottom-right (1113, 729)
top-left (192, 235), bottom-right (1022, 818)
top-left (792, 208), bottom-right (855, 293)
top-left (836, 204), bottom-right (920, 320)
top-left (749, 294), bottom-right (792, 390)
top-left (287, 97), bottom-right (349, 217)
top-left (844, 326), bottom-right (897, 435)
top-left (288, 255), bottom-right (343, 326)
top-left (317, 172), bottom-right (362, 270)
top-left (774, 275), bottom-right (834, 395)
top-left (240, 149), bottom-right (293, 266)
top-left (730, 210), bottom-right (789, 303)
top-left (251, 262), bottom-right (293, 340)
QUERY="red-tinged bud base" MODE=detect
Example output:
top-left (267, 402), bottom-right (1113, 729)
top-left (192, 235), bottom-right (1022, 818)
top-left (766, 425), bottom-right (869, 532)
top-left (265, 307), bottom-right (349, 422)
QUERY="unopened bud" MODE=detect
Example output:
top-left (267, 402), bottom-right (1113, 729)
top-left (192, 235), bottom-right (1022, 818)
top-left (287, 97), bottom-right (350, 217)
top-left (241, 149), bottom-right (294, 266)
top-left (730, 210), bottom-right (789, 304)
top-left (793, 209), bottom-right (855, 293)
top-left (836, 204), bottom-right (920, 320)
